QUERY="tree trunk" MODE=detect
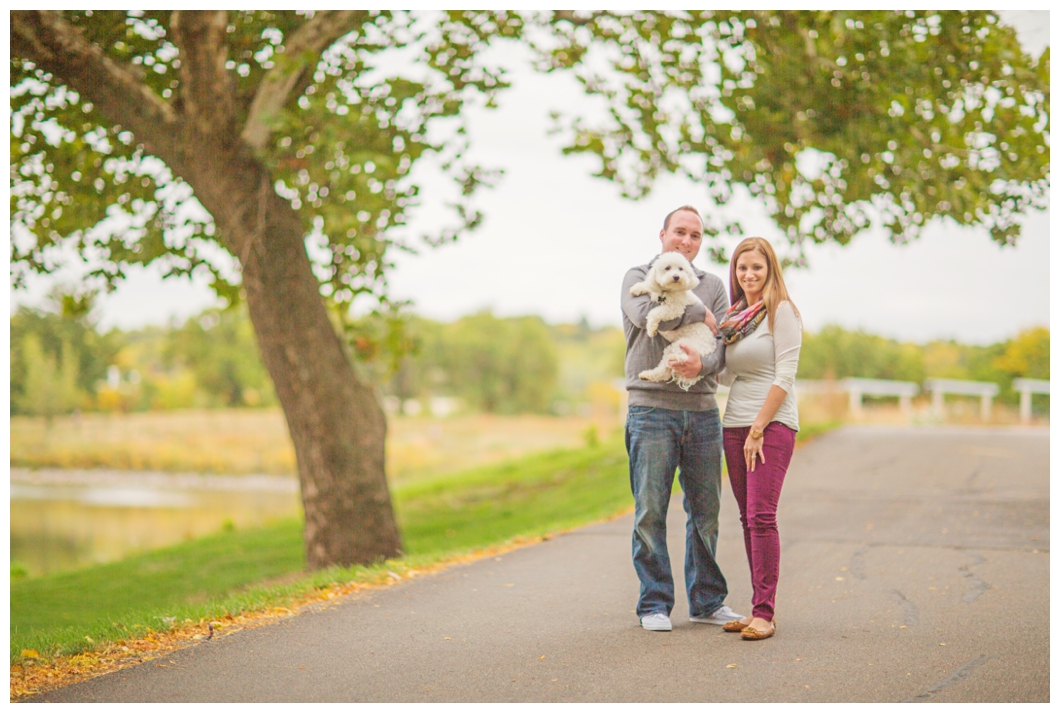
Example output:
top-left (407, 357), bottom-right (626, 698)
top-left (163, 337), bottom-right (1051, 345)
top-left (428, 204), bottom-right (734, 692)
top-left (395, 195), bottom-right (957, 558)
top-left (11, 9), bottom-right (405, 570)
top-left (189, 149), bottom-right (403, 570)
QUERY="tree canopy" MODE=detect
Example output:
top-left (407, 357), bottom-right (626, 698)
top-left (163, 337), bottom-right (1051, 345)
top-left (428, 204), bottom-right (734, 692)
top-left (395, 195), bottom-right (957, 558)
top-left (12, 11), bottom-right (1049, 299)
top-left (541, 11), bottom-right (1049, 262)
top-left (11, 11), bottom-right (523, 317)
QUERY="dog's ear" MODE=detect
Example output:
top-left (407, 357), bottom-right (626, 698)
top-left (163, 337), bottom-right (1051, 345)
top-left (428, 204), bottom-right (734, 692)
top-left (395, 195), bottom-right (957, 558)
top-left (649, 261), bottom-right (665, 291)
top-left (686, 268), bottom-right (700, 289)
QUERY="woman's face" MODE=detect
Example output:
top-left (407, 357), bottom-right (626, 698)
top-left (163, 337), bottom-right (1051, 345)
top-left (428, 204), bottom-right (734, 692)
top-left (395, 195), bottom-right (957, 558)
top-left (735, 248), bottom-right (769, 302)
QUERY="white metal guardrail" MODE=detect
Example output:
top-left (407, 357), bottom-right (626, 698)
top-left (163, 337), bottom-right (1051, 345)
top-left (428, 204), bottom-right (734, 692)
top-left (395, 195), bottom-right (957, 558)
top-left (1012, 378), bottom-right (1050, 423)
top-left (841, 378), bottom-right (920, 416)
top-left (924, 378), bottom-right (1000, 420)
top-left (621, 376), bottom-right (1046, 423)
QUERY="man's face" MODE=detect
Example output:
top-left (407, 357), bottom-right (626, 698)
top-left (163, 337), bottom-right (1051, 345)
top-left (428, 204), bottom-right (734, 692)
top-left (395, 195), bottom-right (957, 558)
top-left (659, 210), bottom-right (703, 264)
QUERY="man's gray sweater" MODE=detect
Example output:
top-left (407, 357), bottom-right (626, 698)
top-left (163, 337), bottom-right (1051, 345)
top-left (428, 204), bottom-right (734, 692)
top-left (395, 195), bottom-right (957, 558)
top-left (621, 256), bottom-right (729, 411)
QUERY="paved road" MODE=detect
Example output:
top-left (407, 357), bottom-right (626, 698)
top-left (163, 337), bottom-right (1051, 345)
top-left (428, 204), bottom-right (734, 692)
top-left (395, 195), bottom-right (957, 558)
top-left (33, 425), bottom-right (1049, 703)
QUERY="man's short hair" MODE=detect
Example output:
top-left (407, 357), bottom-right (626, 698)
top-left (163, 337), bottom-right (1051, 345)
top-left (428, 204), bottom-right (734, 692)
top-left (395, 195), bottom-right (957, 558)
top-left (662, 205), bottom-right (705, 231)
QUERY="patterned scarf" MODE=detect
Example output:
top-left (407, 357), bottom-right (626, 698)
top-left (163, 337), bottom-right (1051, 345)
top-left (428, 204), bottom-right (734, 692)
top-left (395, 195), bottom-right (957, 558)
top-left (718, 298), bottom-right (766, 345)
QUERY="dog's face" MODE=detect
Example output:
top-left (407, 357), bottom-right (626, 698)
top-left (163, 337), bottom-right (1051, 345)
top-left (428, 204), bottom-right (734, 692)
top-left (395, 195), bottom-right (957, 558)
top-left (651, 252), bottom-right (700, 292)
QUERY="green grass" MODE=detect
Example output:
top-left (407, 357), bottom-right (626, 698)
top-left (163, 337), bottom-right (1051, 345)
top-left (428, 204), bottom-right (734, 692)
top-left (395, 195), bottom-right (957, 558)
top-left (11, 520), bottom-right (307, 661)
top-left (395, 439), bottom-right (631, 552)
top-left (795, 419), bottom-right (842, 444)
top-left (10, 438), bottom-right (632, 663)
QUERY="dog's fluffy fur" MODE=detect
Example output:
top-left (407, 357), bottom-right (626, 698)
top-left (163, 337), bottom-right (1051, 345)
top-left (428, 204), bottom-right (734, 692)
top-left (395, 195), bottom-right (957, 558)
top-left (629, 252), bottom-right (717, 391)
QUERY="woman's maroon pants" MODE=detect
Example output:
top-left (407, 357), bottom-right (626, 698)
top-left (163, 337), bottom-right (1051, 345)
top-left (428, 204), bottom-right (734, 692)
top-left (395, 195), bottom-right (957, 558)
top-left (723, 422), bottom-right (796, 622)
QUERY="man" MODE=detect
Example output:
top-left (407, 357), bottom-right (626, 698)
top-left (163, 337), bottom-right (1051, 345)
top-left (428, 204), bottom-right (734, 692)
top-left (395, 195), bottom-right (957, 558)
top-left (621, 205), bottom-right (743, 632)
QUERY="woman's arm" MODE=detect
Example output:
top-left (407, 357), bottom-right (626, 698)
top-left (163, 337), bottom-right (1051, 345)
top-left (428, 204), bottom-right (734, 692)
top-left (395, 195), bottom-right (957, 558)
top-left (744, 301), bottom-right (801, 471)
top-left (770, 300), bottom-right (802, 394)
top-left (752, 301), bottom-right (801, 432)
top-left (742, 384), bottom-right (789, 472)
top-left (749, 385), bottom-right (789, 436)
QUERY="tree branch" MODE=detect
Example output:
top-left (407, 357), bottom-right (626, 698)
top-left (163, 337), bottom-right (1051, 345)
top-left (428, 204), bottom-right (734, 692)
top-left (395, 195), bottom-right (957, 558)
top-left (10, 11), bottom-right (182, 161)
top-left (242, 10), bottom-right (364, 150)
top-left (170, 10), bottom-right (238, 138)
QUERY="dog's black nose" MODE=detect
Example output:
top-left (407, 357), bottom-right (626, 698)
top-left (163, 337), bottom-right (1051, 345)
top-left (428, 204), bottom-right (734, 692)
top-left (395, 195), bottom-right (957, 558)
top-left (672, 274), bottom-right (681, 281)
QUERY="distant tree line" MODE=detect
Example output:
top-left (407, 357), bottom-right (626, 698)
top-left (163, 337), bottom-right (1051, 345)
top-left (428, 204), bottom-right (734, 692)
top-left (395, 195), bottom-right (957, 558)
top-left (10, 299), bottom-right (1048, 417)
top-left (9, 300), bottom-right (584, 417)
top-left (800, 325), bottom-right (1050, 404)
top-left (10, 293), bottom-right (123, 420)
top-left (367, 311), bottom-right (561, 415)
top-left (10, 296), bottom-right (280, 416)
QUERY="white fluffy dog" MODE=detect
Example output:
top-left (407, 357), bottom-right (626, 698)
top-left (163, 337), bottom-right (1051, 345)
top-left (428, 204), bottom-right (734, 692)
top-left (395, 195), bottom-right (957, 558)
top-left (630, 252), bottom-right (717, 390)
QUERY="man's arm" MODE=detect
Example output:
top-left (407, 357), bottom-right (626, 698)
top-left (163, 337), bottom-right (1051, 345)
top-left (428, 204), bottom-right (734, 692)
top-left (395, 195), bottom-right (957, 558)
top-left (668, 274), bottom-right (729, 378)
top-left (669, 339), bottom-right (724, 379)
top-left (622, 266), bottom-right (708, 332)
top-left (707, 275), bottom-right (730, 330)
top-left (696, 276), bottom-right (730, 375)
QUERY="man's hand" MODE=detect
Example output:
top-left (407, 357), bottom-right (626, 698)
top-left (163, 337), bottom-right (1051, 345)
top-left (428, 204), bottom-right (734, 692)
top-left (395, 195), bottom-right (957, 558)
top-left (704, 310), bottom-right (719, 336)
top-left (668, 343), bottom-right (702, 380)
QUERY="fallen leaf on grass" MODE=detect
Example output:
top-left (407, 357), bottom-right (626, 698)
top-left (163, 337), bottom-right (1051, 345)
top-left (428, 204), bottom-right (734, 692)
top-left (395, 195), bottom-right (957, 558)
top-left (21, 650), bottom-right (39, 660)
top-left (726, 664), bottom-right (737, 668)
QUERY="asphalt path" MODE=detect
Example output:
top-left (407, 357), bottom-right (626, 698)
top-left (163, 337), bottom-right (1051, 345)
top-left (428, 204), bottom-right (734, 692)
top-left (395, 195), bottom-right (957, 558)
top-left (32, 425), bottom-right (1049, 703)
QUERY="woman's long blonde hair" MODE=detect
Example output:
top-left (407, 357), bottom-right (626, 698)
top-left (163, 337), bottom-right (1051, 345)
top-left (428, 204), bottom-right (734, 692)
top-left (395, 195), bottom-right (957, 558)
top-left (729, 237), bottom-right (799, 331)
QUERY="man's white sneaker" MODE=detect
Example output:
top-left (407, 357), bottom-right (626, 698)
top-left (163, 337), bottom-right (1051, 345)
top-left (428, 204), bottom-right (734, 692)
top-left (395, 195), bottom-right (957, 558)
top-left (640, 612), bottom-right (672, 631)
top-left (689, 605), bottom-right (744, 624)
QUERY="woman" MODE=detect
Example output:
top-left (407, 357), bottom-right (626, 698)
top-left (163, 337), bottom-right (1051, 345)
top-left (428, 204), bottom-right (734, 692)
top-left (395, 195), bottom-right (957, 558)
top-left (717, 237), bottom-right (801, 641)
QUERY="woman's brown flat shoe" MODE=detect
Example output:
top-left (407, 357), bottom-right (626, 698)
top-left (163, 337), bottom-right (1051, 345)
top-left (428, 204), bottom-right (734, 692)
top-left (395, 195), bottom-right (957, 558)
top-left (722, 619), bottom-right (751, 632)
top-left (740, 619), bottom-right (776, 640)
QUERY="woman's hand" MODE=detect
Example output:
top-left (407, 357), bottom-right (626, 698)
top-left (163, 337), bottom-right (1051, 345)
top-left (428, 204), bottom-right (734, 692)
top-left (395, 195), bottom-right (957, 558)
top-left (744, 429), bottom-right (766, 472)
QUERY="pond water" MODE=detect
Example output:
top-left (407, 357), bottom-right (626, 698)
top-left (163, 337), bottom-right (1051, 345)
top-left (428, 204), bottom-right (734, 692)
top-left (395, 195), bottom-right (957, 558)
top-left (10, 470), bottom-right (302, 577)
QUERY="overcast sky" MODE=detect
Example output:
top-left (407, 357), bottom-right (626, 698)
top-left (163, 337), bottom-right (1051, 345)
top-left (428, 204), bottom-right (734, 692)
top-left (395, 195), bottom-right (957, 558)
top-left (7, 10), bottom-right (1051, 346)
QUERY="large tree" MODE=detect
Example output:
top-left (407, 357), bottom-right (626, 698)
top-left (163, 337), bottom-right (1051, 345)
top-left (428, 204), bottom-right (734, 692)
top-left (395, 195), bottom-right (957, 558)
top-left (540, 10), bottom-right (1048, 260)
top-left (10, 11), bottom-right (1048, 570)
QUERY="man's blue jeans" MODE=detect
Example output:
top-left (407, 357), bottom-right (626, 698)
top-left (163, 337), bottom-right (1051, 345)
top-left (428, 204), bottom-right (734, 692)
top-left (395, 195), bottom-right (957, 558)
top-left (625, 405), bottom-right (728, 618)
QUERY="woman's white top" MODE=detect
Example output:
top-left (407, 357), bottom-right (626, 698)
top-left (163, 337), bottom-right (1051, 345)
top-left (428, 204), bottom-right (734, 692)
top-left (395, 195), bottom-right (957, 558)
top-left (719, 300), bottom-right (801, 431)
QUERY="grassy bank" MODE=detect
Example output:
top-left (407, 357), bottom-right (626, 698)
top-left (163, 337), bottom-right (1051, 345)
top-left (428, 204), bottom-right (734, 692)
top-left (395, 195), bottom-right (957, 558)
top-left (11, 438), bottom-right (632, 663)
top-left (10, 410), bottom-right (619, 484)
